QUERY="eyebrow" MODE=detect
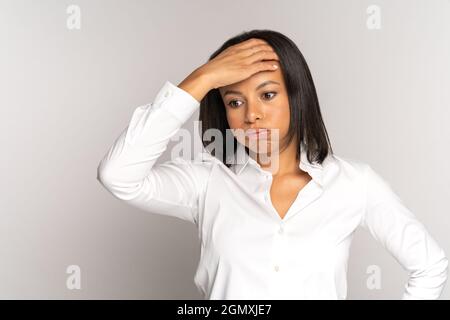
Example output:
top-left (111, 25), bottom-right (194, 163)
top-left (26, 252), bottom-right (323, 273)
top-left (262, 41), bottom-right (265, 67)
top-left (222, 80), bottom-right (281, 97)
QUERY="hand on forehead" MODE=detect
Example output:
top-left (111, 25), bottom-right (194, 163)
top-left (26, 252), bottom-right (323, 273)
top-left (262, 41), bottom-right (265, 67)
top-left (219, 61), bottom-right (283, 96)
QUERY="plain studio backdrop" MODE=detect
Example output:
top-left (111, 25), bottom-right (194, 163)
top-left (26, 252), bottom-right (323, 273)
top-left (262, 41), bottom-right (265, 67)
top-left (0, 0), bottom-right (449, 299)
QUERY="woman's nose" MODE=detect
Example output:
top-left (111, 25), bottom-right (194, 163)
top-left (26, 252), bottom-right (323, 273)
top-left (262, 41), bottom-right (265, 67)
top-left (245, 102), bottom-right (263, 122)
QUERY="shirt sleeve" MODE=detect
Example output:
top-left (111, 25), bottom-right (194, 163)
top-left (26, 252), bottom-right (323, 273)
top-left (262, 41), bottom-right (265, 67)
top-left (96, 80), bottom-right (209, 225)
top-left (360, 164), bottom-right (448, 299)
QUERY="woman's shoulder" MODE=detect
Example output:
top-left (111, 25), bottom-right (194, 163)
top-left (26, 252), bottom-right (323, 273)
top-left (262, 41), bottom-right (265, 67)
top-left (331, 153), bottom-right (371, 179)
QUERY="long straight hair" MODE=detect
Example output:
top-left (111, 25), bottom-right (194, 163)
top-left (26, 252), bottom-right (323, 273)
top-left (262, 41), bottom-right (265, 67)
top-left (198, 29), bottom-right (333, 168)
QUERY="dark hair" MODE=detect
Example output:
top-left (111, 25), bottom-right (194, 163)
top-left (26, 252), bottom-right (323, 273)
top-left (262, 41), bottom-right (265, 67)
top-left (198, 29), bottom-right (333, 169)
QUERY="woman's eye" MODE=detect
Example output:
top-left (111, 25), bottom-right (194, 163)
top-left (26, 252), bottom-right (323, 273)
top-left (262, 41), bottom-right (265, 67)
top-left (228, 100), bottom-right (242, 108)
top-left (227, 92), bottom-right (277, 108)
top-left (262, 92), bottom-right (277, 100)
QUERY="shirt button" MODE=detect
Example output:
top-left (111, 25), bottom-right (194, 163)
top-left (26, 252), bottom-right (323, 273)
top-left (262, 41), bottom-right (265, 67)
top-left (278, 227), bottom-right (284, 235)
top-left (164, 90), bottom-right (172, 98)
top-left (274, 265), bottom-right (280, 272)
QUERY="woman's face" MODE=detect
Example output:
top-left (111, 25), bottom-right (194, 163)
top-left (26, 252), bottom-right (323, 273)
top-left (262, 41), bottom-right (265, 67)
top-left (218, 60), bottom-right (291, 156)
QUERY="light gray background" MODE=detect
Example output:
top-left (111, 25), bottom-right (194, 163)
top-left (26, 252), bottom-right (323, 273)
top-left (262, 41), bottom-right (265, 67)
top-left (1, 0), bottom-right (449, 299)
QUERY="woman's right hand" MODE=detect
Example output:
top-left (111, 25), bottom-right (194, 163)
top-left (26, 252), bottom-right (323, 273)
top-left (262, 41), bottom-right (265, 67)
top-left (178, 38), bottom-right (279, 102)
top-left (200, 38), bottom-right (280, 89)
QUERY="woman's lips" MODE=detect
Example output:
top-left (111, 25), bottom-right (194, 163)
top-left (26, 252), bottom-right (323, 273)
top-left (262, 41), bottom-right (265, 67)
top-left (246, 129), bottom-right (269, 139)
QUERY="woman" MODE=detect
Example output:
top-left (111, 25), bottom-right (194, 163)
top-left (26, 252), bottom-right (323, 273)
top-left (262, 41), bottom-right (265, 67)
top-left (97, 29), bottom-right (448, 299)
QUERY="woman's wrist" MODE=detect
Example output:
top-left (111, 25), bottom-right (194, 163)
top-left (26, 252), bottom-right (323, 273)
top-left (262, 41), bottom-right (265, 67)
top-left (177, 69), bottom-right (213, 103)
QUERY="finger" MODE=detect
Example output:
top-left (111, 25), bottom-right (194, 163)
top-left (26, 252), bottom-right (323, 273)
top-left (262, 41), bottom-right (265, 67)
top-left (238, 44), bottom-right (275, 57)
top-left (250, 61), bottom-right (279, 74)
top-left (217, 39), bottom-right (272, 61)
top-left (244, 50), bottom-right (279, 64)
top-left (233, 38), bottom-right (269, 50)
top-left (222, 39), bottom-right (271, 59)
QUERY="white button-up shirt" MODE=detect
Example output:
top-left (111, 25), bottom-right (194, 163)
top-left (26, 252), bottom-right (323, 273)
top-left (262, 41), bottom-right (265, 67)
top-left (97, 80), bottom-right (448, 300)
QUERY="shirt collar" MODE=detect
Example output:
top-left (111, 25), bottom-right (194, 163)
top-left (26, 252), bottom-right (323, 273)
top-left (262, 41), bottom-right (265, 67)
top-left (228, 141), bottom-right (335, 188)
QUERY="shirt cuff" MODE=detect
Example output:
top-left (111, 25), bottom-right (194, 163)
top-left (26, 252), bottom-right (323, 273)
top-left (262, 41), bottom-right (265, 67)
top-left (153, 80), bottom-right (201, 123)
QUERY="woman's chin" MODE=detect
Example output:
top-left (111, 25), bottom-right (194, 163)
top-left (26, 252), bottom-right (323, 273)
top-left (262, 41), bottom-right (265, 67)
top-left (245, 138), bottom-right (272, 152)
top-left (246, 144), bottom-right (273, 156)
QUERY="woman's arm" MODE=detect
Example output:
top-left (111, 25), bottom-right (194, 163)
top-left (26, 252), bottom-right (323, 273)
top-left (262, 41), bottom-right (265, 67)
top-left (360, 164), bottom-right (448, 299)
top-left (96, 76), bottom-right (211, 224)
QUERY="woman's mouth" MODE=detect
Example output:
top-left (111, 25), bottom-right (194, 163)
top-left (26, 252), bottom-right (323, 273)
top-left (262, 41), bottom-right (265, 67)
top-left (245, 128), bottom-right (269, 139)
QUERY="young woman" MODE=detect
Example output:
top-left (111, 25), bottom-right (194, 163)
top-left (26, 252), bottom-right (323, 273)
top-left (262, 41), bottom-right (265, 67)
top-left (97, 29), bottom-right (448, 299)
